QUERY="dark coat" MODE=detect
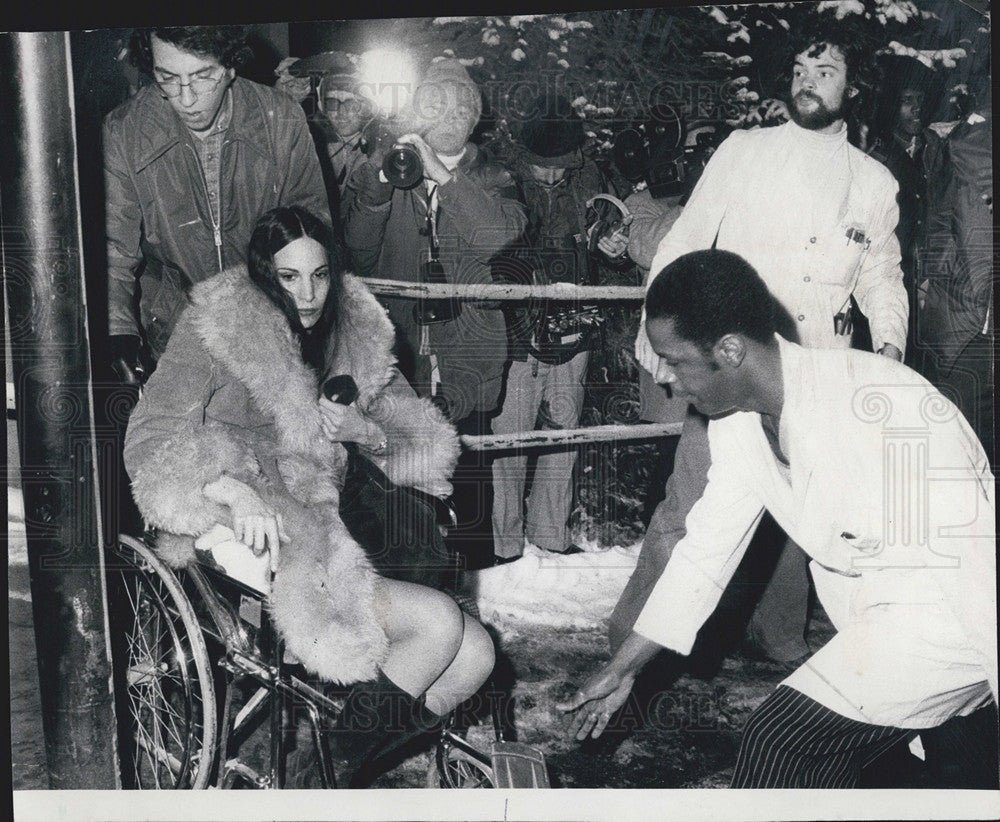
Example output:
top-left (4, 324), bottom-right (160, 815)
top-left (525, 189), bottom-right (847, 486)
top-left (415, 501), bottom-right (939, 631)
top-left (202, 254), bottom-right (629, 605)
top-left (342, 143), bottom-right (527, 420)
top-left (498, 155), bottom-right (615, 362)
top-left (919, 113), bottom-right (993, 368)
top-left (103, 78), bottom-right (331, 357)
top-left (124, 268), bottom-right (460, 685)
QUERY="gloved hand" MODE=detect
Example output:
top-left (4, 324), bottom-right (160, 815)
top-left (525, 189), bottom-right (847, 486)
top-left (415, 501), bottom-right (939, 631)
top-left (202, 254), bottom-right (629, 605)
top-left (109, 334), bottom-right (145, 386)
top-left (353, 160), bottom-right (394, 207)
top-left (274, 57), bottom-right (311, 104)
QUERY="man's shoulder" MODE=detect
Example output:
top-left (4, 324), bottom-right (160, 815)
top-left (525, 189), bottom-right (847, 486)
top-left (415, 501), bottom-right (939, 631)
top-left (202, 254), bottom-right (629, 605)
top-left (465, 143), bottom-right (518, 192)
top-left (103, 83), bottom-right (162, 133)
top-left (847, 141), bottom-right (897, 187)
top-left (234, 77), bottom-right (304, 113)
top-left (718, 124), bottom-right (773, 152)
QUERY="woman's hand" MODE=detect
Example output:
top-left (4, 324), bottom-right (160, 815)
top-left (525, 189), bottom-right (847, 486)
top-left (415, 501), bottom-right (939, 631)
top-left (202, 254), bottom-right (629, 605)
top-left (318, 397), bottom-right (386, 446)
top-left (556, 665), bottom-right (636, 741)
top-left (202, 476), bottom-right (287, 571)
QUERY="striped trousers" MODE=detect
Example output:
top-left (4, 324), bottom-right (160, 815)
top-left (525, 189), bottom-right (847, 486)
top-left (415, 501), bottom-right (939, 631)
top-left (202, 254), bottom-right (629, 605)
top-left (731, 686), bottom-right (912, 788)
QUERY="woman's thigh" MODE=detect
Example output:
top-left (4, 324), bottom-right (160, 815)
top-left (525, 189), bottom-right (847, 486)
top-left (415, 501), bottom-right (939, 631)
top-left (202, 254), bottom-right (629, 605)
top-left (374, 577), bottom-right (464, 647)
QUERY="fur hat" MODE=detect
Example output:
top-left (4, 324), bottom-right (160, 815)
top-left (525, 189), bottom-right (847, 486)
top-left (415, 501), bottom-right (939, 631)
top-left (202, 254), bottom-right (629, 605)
top-left (415, 58), bottom-right (482, 125)
top-left (518, 94), bottom-right (586, 167)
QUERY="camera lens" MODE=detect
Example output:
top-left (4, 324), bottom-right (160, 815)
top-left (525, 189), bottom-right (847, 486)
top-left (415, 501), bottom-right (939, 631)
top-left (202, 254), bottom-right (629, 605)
top-left (382, 145), bottom-right (423, 189)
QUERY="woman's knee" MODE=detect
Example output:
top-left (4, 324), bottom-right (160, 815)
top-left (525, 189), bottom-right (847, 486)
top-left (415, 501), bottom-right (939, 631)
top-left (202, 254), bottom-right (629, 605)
top-left (410, 587), bottom-right (466, 659)
top-left (462, 616), bottom-right (496, 686)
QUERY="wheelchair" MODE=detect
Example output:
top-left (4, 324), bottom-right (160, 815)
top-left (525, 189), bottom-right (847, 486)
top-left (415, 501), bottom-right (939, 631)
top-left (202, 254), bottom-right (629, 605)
top-left (106, 531), bottom-right (526, 790)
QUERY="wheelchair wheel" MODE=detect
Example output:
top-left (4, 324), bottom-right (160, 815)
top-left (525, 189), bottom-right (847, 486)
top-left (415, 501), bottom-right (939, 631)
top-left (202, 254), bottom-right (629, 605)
top-left (110, 535), bottom-right (217, 788)
top-left (436, 739), bottom-right (494, 788)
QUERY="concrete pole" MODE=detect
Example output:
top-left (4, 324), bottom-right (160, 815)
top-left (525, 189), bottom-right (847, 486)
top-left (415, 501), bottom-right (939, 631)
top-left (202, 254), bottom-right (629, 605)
top-left (1, 30), bottom-right (120, 788)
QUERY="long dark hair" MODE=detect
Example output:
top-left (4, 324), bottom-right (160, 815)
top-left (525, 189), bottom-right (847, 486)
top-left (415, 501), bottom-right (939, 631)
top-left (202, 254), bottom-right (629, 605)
top-left (247, 206), bottom-right (345, 376)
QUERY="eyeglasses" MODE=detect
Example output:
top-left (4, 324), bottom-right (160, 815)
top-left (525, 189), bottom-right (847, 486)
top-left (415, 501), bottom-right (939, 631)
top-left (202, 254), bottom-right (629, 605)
top-left (154, 68), bottom-right (226, 98)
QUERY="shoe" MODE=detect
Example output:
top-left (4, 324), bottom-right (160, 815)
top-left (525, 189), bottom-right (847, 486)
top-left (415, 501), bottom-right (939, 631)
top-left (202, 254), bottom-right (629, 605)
top-left (493, 554), bottom-right (521, 566)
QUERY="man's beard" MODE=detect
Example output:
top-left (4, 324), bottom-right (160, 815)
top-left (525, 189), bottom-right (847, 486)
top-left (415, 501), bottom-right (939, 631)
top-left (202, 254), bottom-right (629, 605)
top-left (789, 90), bottom-right (846, 130)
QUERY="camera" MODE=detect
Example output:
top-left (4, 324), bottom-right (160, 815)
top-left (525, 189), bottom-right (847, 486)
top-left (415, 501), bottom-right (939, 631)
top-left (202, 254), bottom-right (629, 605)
top-left (364, 119), bottom-right (424, 189)
top-left (611, 106), bottom-right (729, 200)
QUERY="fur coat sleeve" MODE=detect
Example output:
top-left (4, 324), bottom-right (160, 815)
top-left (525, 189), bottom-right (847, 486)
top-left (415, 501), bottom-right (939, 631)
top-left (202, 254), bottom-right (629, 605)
top-left (123, 311), bottom-right (263, 540)
top-left (329, 274), bottom-right (461, 496)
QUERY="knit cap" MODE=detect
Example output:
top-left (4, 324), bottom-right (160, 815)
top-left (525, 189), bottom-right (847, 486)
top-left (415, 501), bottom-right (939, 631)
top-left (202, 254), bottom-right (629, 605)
top-left (413, 58), bottom-right (483, 125)
top-left (518, 94), bottom-right (586, 168)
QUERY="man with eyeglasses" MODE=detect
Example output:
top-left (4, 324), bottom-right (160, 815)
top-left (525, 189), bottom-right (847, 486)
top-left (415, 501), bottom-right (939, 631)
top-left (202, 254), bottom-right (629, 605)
top-left (103, 26), bottom-right (330, 379)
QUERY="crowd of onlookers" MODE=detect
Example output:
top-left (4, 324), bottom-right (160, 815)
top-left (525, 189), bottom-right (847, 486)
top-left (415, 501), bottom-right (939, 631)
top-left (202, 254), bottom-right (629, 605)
top-left (95, 25), bottom-right (992, 578)
top-left (83, 18), bottom-right (995, 790)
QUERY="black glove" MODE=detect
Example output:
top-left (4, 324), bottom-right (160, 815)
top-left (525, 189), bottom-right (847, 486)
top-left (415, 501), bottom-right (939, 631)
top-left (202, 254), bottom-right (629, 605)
top-left (109, 334), bottom-right (145, 386)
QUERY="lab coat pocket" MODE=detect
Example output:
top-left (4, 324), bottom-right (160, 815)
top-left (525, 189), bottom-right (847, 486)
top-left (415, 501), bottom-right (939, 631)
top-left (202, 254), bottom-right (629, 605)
top-left (814, 221), bottom-right (869, 286)
top-left (840, 529), bottom-right (881, 554)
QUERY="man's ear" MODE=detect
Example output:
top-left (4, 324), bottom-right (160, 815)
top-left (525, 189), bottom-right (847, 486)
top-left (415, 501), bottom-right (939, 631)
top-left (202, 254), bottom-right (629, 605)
top-left (715, 334), bottom-right (746, 369)
top-left (847, 85), bottom-right (859, 99)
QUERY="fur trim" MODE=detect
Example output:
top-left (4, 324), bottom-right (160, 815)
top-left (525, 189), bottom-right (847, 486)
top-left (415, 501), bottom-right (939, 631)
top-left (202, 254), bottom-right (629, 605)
top-left (371, 391), bottom-right (462, 495)
top-left (128, 422), bottom-right (259, 536)
top-left (264, 486), bottom-right (388, 684)
top-left (189, 267), bottom-right (342, 462)
top-left (154, 532), bottom-right (198, 568)
top-left (327, 274), bottom-right (398, 405)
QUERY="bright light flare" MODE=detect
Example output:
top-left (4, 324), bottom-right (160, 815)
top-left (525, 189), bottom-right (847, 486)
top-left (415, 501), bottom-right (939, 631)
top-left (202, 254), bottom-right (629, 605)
top-left (358, 48), bottom-right (417, 117)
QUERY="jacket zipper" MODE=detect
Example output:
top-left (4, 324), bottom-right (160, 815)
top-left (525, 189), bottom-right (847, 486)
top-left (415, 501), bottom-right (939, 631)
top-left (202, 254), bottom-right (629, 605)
top-left (185, 142), bottom-right (224, 274)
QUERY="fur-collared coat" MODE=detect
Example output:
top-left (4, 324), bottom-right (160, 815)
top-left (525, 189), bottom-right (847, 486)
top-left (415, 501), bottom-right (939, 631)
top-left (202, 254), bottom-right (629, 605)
top-left (123, 266), bottom-right (461, 685)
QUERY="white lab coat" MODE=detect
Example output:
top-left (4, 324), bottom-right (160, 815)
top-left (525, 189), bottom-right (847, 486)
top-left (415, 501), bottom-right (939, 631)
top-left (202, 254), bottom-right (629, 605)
top-left (647, 121), bottom-right (908, 355)
top-left (634, 337), bottom-right (996, 728)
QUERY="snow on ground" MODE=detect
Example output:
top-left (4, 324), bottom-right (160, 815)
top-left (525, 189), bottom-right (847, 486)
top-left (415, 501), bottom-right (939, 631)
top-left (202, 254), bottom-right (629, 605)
top-left (474, 541), bottom-right (639, 631)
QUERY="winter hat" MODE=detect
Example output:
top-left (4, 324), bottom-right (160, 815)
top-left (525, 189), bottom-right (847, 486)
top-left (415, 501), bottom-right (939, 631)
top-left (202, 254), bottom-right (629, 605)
top-left (413, 58), bottom-right (483, 125)
top-left (518, 94), bottom-right (586, 168)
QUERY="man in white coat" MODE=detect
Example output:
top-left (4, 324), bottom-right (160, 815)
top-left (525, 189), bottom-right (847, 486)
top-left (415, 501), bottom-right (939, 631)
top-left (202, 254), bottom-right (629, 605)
top-left (560, 249), bottom-right (996, 788)
top-left (609, 14), bottom-right (909, 663)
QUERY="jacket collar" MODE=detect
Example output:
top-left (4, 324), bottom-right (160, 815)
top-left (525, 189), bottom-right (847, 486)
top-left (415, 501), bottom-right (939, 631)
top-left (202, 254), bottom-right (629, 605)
top-left (133, 78), bottom-right (273, 172)
top-left (187, 265), bottom-right (397, 457)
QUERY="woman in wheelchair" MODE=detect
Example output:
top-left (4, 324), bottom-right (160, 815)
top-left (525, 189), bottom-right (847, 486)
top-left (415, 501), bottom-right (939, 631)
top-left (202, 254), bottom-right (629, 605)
top-left (123, 205), bottom-right (495, 786)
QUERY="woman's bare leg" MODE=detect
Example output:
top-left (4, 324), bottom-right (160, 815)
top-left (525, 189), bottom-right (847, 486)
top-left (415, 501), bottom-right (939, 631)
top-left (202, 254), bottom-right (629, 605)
top-left (374, 578), bottom-right (494, 714)
top-left (422, 612), bottom-right (495, 716)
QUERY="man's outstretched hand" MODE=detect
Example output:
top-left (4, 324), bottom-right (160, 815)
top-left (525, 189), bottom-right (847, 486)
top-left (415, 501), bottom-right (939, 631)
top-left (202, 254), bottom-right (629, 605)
top-left (556, 666), bottom-right (636, 741)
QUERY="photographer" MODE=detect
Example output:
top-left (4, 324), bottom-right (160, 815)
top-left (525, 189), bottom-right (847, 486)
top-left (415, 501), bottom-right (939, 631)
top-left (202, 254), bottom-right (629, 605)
top-left (342, 58), bottom-right (527, 567)
top-left (490, 93), bottom-right (622, 561)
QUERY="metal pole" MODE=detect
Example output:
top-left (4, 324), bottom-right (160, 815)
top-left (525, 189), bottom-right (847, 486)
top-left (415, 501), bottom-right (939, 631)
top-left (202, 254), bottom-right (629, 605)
top-left (1, 31), bottom-right (119, 788)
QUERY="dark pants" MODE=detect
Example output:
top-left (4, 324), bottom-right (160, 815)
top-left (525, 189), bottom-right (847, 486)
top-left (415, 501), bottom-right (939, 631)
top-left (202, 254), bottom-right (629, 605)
top-left (733, 686), bottom-right (1000, 789)
top-left (445, 410), bottom-right (497, 572)
top-left (732, 686), bottom-right (912, 788)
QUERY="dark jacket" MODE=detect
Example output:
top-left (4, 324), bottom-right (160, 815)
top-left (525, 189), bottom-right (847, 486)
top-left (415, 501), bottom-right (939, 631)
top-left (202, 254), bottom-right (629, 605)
top-left (868, 131), bottom-right (929, 288)
top-left (919, 112), bottom-right (993, 368)
top-left (103, 78), bottom-right (331, 357)
top-left (499, 155), bottom-right (615, 362)
top-left (343, 143), bottom-right (527, 421)
top-left (124, 268), bottom-right (460, 685)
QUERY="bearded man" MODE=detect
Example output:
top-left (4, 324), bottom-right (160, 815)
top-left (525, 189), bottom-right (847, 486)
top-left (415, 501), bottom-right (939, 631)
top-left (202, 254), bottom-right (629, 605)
top-left (610, 13), bottom-right (908, 670)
